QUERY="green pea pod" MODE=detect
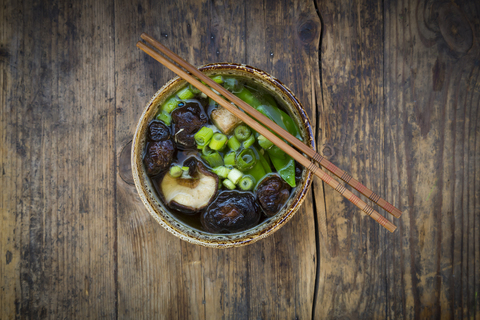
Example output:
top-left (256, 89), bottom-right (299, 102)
top-left (235, 86), bottom-right (302, 140)
top-left (245, 160), bottom-right (266, 186)
top-left (278, 109), bottom-right (302, 141)
top-left (257, 148), bottom-right (272, 174)
top-left (267, 148), bottom-right (296, 188)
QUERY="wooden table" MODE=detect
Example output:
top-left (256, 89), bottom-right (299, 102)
top-left (1, 0), bottom-right (479, 318)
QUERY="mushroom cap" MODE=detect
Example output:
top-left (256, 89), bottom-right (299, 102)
top-left (160, 159), bottom-right (218, 214)
top-left (201, 191), bottom-right (261, 233)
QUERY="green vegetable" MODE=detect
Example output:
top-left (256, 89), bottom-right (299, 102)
top-left (257, 135), bottom-right (274, 150)
top-left (234, 125), bottom-right (252, 141)
top-left (156, 111), bottom-right (172, 126)
top-left (189, 84), bottom-right (201, 94)
top-left (235, 148), bottom-right (257, 171)
top-left (227, 168), bottom-right (244, 184)
top-left (235, 86), bottom-right (302, 140)
top-left (209, 133), bottom-right (228, 150)
top-left (201, 145), bottom-right (224, 167)
top-left (243, 147), bottom-right (266, 185)
top-left (227, 136), bottom-right (241, 151)
top-left (210, 75), bottom-right (224, 84)
top-left (169, 166), bottom-right (183, 178)
top-left (212, 166), bottom-right (231, 179)
top-left (177, 86), bottom-right (195, 100)
top-left (242, 134), bottom-right (256, 149)
top-left (194, 126), bottom-right (214, 148)
top-left (223, 77), bottom-right (241, 92)
top-left (161, 96), bottom-right (181, 113)
top-left (266, 145), bottom-right (286, 159)
top-left (267, 148), bottom-right (296, 188)
top-left (238, 175), bottom-right (255, 191)
top-left (246, 161), bottom-right (265, 184)
top-left (223, 179), bottom-right (236, 190)
top-left (224, 151), bottom-right (236, 167)
top-left (258, 148), bottom-right (272, 174)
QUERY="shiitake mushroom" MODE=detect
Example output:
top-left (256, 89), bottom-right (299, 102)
top-left (171, 102), bottom-right (208, 149)
top-left (144, 140), bottom-right (176, 176)
top-left (148, 120), bottom-right (171, 141)
top-left (201, 191), bottom-right (261, 233)
top-left (159, 158), bottom-right (219, 215)
top-left (255, 174), bottom-right (291, 217)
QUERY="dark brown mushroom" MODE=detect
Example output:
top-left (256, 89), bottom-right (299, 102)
top-left (171, 102), bottom-right (207, 149)
top-left (148, 120), bottom-right (171, 141)
top-left (201, 191), bottom-right (261, 233)
top-left (256, 174), bottom-right (291, 217)
top-left (159, 158), bottom-right (219, 214)
top-left (143, 139), bottom-right (176, 176)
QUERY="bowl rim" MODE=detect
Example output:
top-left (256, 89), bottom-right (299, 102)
top-left (132, 62), bottom-right (315, 248)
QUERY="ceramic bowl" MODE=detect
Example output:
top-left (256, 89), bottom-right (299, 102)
top-left (132, 63), bottom-right (315, 248)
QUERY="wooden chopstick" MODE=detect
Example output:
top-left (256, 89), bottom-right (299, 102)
top-left (140, 33), bottom-right (401, 219)
top-left (136, 38), bottom-right (397, 233)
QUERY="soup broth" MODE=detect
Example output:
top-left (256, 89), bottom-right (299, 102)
top-left (143, 76), bottom-right (303, 234)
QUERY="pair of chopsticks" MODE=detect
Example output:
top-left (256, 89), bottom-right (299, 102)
top-left (137, 33), bottom-right (401, 233)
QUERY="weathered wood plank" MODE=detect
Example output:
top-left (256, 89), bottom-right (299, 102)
top-left (384, 0), bottom-right (480, 318)
top-left (114, 0), bottom-right (320, 319)
top-left (0, 0), bottom-right (117, 318)
top-left (314, 0), bottom-right (390, 318)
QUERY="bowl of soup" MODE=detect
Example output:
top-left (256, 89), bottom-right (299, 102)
top-left (132, 63), bottom-right (315, 248)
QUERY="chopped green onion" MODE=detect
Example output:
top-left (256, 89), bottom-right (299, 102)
top-left (238, 175), bottom-right (255, 191)
top-left (177, 86), bottom-right (195, 100)
top-left (209, 133), bottom-right (228, 150)
top-left (223, 179), bottom-right (236, 190)
top-left (234, 125), bottom-right (252, 141)
top-left (194, 126), bottom-right (214, 147)
top-left (224, 151), bottom-right (236, 167)
top-left (201, 145), bottom-right (224, 167)
top-left (156, 111), bottom-right (172, 126)
top-left (209, 97), bottom-right (218, 108)
top-left (169, 166), bottom-right (183, 178)
top-left (161, 96), bottom-right (181, 113)
top-left (189, 84), bottom-right (201, 94)
top-left (257, 135), bottom-right (274, 150)
top-left (223, 77), bottom-right (241, 92)
top-left (210, 75), bottom-right (224, 84)
top-left (235, 148), bottom-right (257, 171)
top-left (227, 168), bottom-right (244, 184)
top-left (212, 166), bottom-right (231, 179)
top-left (242, 134), bottom-right (256, 149)
top-left (227, 136), bottom-right (241, 151)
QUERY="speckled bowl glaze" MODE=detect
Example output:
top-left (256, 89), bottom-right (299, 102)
top-left (132, 63), bottom-right (315, 248)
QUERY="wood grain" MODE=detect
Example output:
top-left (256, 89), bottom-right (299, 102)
top-left (1, 0), bottom-right (479, 319)
top-left (114, 0), bottom-right (320, 319)
top-left (314, 0), bottom-right (480, 318)
top-left (0, 0), bottom-right (117, 318)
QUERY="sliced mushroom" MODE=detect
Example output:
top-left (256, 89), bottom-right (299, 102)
top-left (159, 158), bottom-right (218, 214)
top-left (201, 191), bottom-right (261, 233)
top-left (256, 174), bottom-right (291, 217)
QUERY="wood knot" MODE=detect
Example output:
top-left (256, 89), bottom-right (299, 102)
top-left (438, 3), bottom-right (473, 54)
top-left (297, 20), bottom-right (318, 45)
top-left (118, 140), bottom-right (134, 185)
top-left (322, 144), bottom-right (335, 159)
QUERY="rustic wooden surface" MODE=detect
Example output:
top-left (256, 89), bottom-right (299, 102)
top-left (0, 0), bottom-right (479, 319)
